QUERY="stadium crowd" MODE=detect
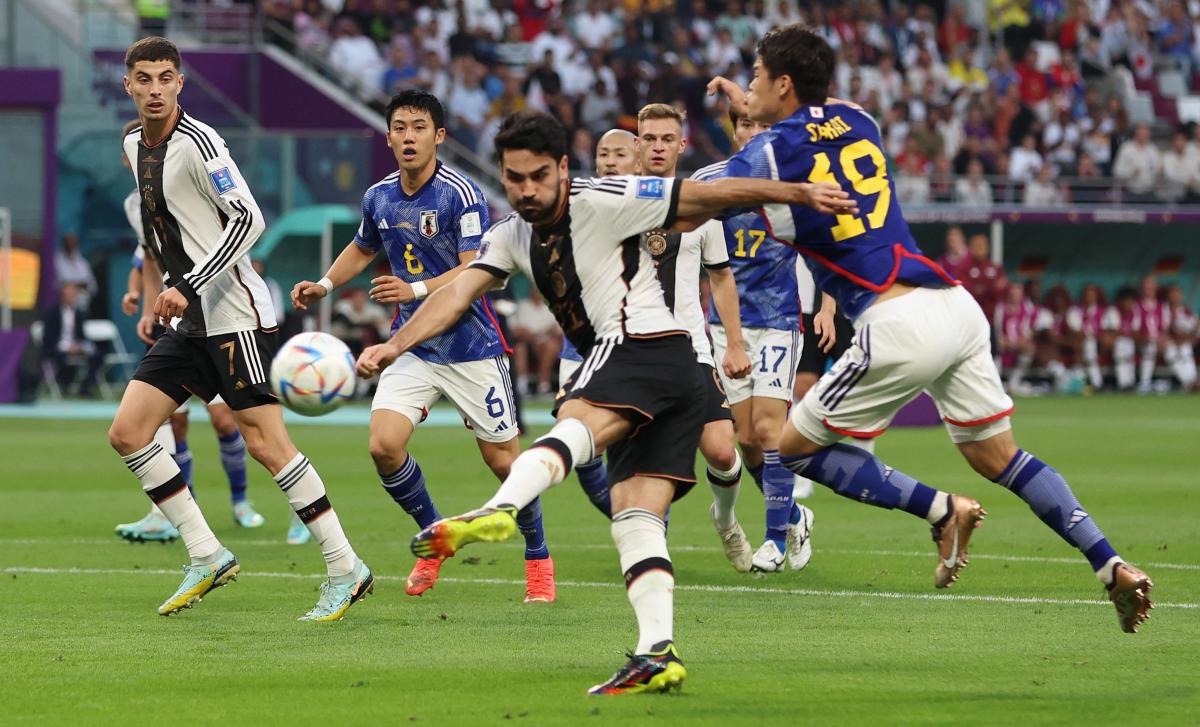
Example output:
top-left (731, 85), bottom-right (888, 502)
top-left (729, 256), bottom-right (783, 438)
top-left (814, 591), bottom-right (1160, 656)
top-left (259, 0), bottom-right (1200, 204)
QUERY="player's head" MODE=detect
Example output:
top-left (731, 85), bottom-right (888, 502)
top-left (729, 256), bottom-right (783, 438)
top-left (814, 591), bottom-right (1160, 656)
top-left (384, 89), bottom-right (447, 173)
top-left (595, 129), bottom-right (637, 176)
top-left (1007, 281), bottom-right (1025, 304)
top-left (748, 24), bottom-right (834, 123)
top-left (120, 119), bottom-right (140, 170)
top-left (636, 103), bottom-right (687, 177)
top-left (1116, 286), bottom-right (1137, 310)
top-left (1082, 283), bottom-right (1102, 306)
top-left (124, 37), bottom-right (184, 124)
top-left (945, 225), bottom-right (966, 256)
top-left (968, 233), bottom-right (989, 261)
top-left (727, 109), bottom-right (772, 151)
top-left (1166, 283), bottom-right (1183, 306)
top-left (1140, 274), bottom-right (1157, 299)
top-left (494, 111), bottom-right (569, 225)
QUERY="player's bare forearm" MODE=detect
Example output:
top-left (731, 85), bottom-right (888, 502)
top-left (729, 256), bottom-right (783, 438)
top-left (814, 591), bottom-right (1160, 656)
top-left (673, 178), bottom-right (857, 224)
top-left (326, 242), bottom-right (376, 288)
top-left (369, 250), bottom-right (477, 305)
top-left (709, 267), bottom-right (745, 348)
top-left (141, 255), bottom-right (163, 314)
top-left (820, 292), bottom-right (836, 317)
top-left (356, 267), bottom-right (496, 377)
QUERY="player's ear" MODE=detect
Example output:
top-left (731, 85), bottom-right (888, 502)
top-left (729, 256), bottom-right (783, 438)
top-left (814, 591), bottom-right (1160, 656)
top-left (558, 155), bottom-right (568, 177)
top-left (123, 75), bottom-right (131, 96)
top-left (434, 127), bottom-right (446, 145)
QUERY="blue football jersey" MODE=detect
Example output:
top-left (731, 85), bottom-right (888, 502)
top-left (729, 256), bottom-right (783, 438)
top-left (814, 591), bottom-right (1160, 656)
top-left (355, 162), bottom-right (508, 364)
top-left (725, 105), bottom-right (955, 319)
top-left (559, 338), bottom-right (583, 362)
top-left (694, 161), bottom-right (800, 330)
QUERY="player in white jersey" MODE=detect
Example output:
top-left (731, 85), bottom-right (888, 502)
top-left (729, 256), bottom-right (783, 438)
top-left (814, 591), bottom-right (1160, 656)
top-left (355, 111), bottom-right (853, 693)
top-left (112, 119), bottom-right (277, 543)
top-left (634, 104), bottom-right (754, 571)
top-left (559, 130), bottom-right (641, 516)
top-left (292, 90), bottom-right (555, 604)
top-left (107, 37), bottom-right (371, 621)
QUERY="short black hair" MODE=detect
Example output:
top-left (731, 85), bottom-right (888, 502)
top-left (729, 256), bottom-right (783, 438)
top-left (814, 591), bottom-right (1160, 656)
top-left (755, 24), bottom-right (834, 106)
top-left (125, 36), bottom-right (181, 70)
top-left (493, 111), bottom-right (568, 164)
top-left (385, 89), bottom-right (446, 129)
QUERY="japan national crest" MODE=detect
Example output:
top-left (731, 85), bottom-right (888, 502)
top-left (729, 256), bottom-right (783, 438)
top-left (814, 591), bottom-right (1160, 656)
top-left (419, 210), bottom-right (438, 238)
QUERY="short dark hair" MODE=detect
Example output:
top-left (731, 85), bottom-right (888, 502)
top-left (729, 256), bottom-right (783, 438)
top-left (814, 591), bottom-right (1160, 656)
top-left (121, 119), bottom-right (140, 137)
top-left (755, 24), bottom-right (834, 106)
top-left (385, 89), bottom-right (446, 129)
top-left (493, 111), bottom-right (568, 164)
top-left (125, 36), bottom-right (181, 70)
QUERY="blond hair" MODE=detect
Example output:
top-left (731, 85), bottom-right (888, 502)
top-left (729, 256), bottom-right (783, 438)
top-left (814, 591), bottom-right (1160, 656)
top-left (637, 103), bottom-right (686, 126)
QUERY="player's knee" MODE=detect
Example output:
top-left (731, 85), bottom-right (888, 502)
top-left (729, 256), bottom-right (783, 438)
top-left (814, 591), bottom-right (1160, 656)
top-left (108, 421), bottom-right (148, 455)
top-left (479, 443), bottom-right (517, 479)
top-left (752, 417), bottom-right (781, 450)
top-left (368, 435), bottom-right (405, 473)
top-left (705, 441), bottom-right (739, 473)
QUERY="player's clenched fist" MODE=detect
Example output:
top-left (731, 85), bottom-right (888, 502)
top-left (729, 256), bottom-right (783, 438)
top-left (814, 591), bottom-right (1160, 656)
top-left (356, 342), bottom-right (400, 379)
top-left (291, 280), bottom-right (328, 311)
top-left (723, 345), bottom-right (752, 380)
top-left (153, 287), bottom-right (188, 324)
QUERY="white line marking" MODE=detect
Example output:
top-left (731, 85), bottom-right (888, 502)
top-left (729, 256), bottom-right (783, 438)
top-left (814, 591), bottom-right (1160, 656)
top-left (2, 566), bottom-right (1195, 610)
top-left (2, 538), bottom-right (1198, 571)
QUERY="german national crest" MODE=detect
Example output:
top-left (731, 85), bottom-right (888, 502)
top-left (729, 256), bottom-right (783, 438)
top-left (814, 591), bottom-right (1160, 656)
top-left (419, 210), bottom-right (438, 238)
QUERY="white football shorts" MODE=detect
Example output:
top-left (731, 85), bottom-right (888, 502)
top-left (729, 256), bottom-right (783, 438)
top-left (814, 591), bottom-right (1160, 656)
top-left (710, 324), bottom-right (800, 405)
top-left (790, 285), bottom-right (1014, 446)
top-left (372, 353), bottom-right (518, 443)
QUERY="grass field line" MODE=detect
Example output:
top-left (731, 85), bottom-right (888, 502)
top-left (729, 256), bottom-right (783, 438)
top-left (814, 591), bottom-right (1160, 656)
top-left (3, 537), bottom-right (1196, 571)
top-left (2, 565), bottom-right (1195, 610)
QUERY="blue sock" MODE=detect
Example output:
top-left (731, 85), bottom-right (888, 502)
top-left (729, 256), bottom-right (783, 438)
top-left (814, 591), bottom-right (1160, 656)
top-left (517, 497), bottom-right (550, 560)
top-left (380, 455), bottom-right (440, 528)
top-left (172, 440), bottom-right (194, 496)
top-left (993, 450), bottom-right (1117, 573)
top-left (576, 456), bottom-right (611, 518)
top-left (780, 443), bottom-right (939, 518)
top-left (762, 450), bottom-right (794, 550)
top-left (749, 458), bottom-right (803, 525)
top-left (218, 431), bottom-right (248, 504)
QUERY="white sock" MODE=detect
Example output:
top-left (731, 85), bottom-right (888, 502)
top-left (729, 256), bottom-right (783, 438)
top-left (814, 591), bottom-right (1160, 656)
top-left (1096, 555), bottom-right (1126, 586)
top-left (612, 508), bottom-right (673, 654)
top-left (122, 442), bottom-right (219, 564)
top-left (706, 450), bottom-right (741, 529)
top-left (1114, 337), bottom-right (1136, 388)
top-left (484, 418), bottom-right (594, 510)
top-left (274, 453), bottom-right (356, 577)
top-left (1083, 337), bottom-right (1103, 388)
top-left (1139, 342), bottom-right (1157, 386)
top-left (1011, 352), bottom-right (1032, 389)
top-left (925, 491), bottom-right (950, 525)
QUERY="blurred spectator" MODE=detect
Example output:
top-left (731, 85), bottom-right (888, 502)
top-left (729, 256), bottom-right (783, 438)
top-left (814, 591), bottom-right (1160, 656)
top-left (1135, 275), bottom-right (1167, 393)
top-left (1164, 284), bottom-right (1198, 390)
top-left (996, 281), bottom-right (1038, 392)
top-left (448, 59), bottom-right (490, 151)
top-left (382, 43), bottom-right (419, 94)
top-left (40, 283), bottom-right (103, 397)
top-left (1114, 123), bottom-right (1161, 201)
top-left (1008, 133), bottom-right (1043, 182)
top-left (937, 225), bottom-right (968, 278)
top-left (532, 16), bottom-right (576, 67)
top-left (1105, 286), bottom-right (1141, 391)
top-left (509, 290), bottom-right (562, 396)
top-left (955, 158), bottom-right (994, 207)
top-left (1162, 129), bottom-right (1200, 202)
top-left (960, 232), bottom-right (1008, 324)
top-left (1070, 284), bottom-right (1109, 390)
top-left (895, 153), bottom-right (932, 206)
top-left (1024, 164), bottom-right (1064, 206)
top-left (569, 127), bottom-right (596, 174)
top-left (329, 16), bottom-right (386, 96)
top-left (331, 288), bottom-right (390, 358)
top-left (1035, 285), bottom-right (1079, 392)
top-left (54, 233), bottom-right (96, 309)
top-left (572, 0), bottom-right (618, 51)
top-left (294, 0), bottom-right (332, 55)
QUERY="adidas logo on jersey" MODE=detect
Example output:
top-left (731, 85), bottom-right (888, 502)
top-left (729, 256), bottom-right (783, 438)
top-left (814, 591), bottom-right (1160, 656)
top-left (494, 422), bottom-right (509, 433)
top-left (770, 378), bottom-right (783, 387)
top-left (379, 218), bottom-right (390, 229)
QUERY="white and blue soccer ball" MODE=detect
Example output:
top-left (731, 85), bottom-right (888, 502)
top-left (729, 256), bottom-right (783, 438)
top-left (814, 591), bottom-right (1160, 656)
top-left (270, 332), bottom-right (356, 416)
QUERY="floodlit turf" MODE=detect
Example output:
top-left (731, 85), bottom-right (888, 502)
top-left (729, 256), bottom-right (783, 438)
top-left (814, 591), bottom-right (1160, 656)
top-left (1, 395), bottom-right (1197, 725)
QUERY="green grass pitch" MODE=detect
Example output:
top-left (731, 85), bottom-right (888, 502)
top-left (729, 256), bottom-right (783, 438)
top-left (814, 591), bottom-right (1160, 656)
top-left (1, 396), bottom-right (1197, 724)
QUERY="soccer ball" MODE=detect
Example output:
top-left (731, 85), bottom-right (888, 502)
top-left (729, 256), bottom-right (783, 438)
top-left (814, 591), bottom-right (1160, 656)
top-left (270, 332), bottom-right (357, 416)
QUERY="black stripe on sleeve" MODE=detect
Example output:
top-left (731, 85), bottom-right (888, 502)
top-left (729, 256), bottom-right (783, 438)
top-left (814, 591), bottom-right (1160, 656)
top-left (468, 261), bottom-right (510, 280)
top-left (662, 177), bottom-right (683, 229)
top-left (178, 117), bottom-right (218, 160)
top-left (176, 125), bottom-right (216, 163)
top-left (186, 199), bottom-right (253, 292)
top-left (703, 261), bottom-right (731, 270)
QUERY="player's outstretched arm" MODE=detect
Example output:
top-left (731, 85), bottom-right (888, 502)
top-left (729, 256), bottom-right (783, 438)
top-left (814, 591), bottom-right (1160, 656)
top-left (355, 267), bottom-right (497, 378)
top-left (292, 241), bottom-right (376, 311)
top-left (367, 250), bottom-right (478, 306)
top-left (673, 178), bottom-right (857, 228)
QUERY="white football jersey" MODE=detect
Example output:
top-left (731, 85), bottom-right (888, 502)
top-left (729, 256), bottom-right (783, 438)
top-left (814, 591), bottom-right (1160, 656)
top-left (123, 109), bottom-right (276, 337)
top-left (471, 175), bottom-right (686, 355)
top-left (675, 220), bottom-right (730, 366)
top-left (125, 189), bottom-right (147, 268)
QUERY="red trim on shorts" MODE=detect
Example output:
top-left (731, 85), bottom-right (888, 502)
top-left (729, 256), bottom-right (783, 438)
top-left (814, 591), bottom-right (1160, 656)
top-left (821, 418), bottom-right (887, 439)
top-left (942, 406), bottom-right (1015, 428)
top-left (632, 471), bottom-right (698, 484)
top-left (481, 295), bottom-right (513, 355)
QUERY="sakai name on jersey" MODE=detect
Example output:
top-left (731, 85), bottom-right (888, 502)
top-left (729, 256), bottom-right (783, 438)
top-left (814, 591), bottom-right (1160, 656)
top-left (805, 115), bottom-right (852, 143)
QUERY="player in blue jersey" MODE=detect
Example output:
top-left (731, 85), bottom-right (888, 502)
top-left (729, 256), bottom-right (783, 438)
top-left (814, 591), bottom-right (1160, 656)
top-left (709, 25), bottom-right (1152, 631)
top-left (292, 91), bottom-right (556, 603)
top-left (692, 113), bottom-right (820, 574)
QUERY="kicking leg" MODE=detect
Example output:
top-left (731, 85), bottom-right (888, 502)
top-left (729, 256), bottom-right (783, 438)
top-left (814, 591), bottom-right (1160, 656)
top-left (957, 428), bottom-right (1152, 632)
